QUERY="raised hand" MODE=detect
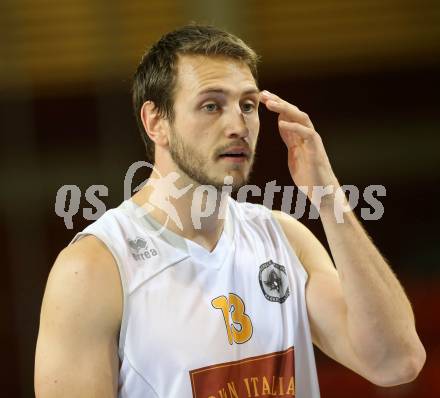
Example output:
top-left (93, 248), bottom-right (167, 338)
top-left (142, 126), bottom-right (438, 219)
top-left (259, 90), bottom-right (338, 199)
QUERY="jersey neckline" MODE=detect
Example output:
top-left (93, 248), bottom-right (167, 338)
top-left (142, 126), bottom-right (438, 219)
top-left (121, 196), bottom-right (235, 269)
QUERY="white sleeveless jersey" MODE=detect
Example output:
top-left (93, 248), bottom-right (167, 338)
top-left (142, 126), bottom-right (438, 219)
top-left (70, 197), bottom-right (320, 398)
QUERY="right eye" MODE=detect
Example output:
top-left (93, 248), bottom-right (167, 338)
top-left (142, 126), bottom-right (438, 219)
top-left (202, 103), bottom-right (220, 113)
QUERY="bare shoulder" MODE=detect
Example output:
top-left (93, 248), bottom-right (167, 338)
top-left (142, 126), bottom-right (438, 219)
top-left (44, 235), bottom-right (123, 331)
top-left (271, 210), bottom-right (335, 275)
top-left (56, 234), bottom-right (121, 284)
top-left (35, 235), bottom-right (122, 396)
top-left (271, 210), bottom-right (307, 255)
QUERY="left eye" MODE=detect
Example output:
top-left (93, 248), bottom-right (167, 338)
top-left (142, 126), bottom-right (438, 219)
top-left (242, 102), bottom-right (256, 112)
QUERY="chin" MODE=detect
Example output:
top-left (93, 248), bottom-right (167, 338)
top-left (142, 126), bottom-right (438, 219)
top-left (223, 173), bottom-right (250, 192)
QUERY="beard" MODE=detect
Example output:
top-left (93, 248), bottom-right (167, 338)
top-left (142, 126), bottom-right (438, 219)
top-left (168, 126), bottom-right (255, 192)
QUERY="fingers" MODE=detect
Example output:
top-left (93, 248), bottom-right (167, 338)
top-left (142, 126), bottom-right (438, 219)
top-left (260, 90), bottom-right (314, 129)
top-left (279, 120), bottom-right (314, 141)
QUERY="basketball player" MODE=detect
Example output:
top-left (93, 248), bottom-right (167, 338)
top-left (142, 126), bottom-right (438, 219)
top-left (35, 24), bottom-right (425, 397)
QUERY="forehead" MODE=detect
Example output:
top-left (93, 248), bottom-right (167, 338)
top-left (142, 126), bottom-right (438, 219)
top-left (174, 54), bottom-right (258, 96)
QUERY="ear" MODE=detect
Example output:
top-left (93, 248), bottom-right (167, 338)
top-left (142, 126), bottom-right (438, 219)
top-left (140, 101), bottom-right (170, 147)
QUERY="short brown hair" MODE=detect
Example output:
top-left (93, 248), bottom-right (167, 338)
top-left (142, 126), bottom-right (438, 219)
top-left (132, 23), bottom-right (261, 163)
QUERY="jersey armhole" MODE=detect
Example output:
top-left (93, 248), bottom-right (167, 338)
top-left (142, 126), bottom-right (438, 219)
top-left (268, 212), bottom-right (309, 282)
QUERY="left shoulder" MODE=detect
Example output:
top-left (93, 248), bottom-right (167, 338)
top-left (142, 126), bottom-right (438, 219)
top-left (271, 210), bottom-right (335, 276)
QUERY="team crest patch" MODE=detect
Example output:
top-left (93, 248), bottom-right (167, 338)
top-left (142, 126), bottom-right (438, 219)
top-left (259, 260), bottom-right (290, 303)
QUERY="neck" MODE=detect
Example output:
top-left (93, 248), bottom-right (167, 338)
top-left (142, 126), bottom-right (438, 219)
top-left (131, 166), bottom-right (231, 252)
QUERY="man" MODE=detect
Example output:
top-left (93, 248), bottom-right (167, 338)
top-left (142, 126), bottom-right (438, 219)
top-left (35, 24), bottom-right (425, 397)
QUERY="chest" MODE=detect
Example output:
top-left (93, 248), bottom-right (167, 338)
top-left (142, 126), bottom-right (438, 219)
top-left (124, 253), bottom-right (303, 377)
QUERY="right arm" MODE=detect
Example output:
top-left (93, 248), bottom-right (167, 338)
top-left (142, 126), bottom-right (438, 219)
top-left (35, 235), bottom-right (123, 397)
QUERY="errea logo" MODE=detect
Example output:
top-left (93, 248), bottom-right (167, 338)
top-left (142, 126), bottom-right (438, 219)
top-left (127, 237), bottom-right (158, 261)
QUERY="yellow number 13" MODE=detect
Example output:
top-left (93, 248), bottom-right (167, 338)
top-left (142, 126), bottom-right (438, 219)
top-left (212, 293), bottom-right (253, 345)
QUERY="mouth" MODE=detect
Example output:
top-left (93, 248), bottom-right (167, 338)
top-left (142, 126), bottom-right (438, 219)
top-left (218, 147), bottom-right (250, 163)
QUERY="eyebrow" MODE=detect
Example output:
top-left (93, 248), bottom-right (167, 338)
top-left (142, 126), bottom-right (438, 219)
top-left (196, 87), bottom-right (260, 96)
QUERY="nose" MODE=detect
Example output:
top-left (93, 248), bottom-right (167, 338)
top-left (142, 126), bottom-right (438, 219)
top-left (224, 105), bottom-right (250, 139)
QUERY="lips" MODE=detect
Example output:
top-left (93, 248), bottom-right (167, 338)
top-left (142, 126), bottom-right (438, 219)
top-left (218, 146), bottom-right (250, 159)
